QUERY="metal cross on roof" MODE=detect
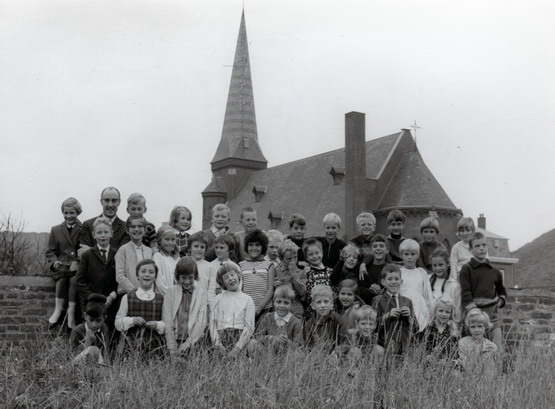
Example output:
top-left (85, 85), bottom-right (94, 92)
top-left (410, 120), bottom-right (421, 146)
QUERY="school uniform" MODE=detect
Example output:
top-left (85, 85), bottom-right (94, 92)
top-left (79, 215), bottom-right (129, 250)
top-left (115, 242), bottom-right (154, 294)
top-left (46, 221), bottom-right (82, 279)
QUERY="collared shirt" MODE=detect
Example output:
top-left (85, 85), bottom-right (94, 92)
top-left (114, 288), bottom-right (165, 334)
top-left (176, 287), bottom-right (193, 340)
top-left (387, 291), bottom-right (399, 308)
top-left (133, 243), bottom-right (145, 263)
top-left (97, 245), bottom-right (110, 261)
top-left (211, 225), bottom-right (229, 237)
top-left (274, 311), bottom-right (292, 327)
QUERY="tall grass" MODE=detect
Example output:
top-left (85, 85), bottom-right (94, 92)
top-left (1, 339), bottom-right (554, 409)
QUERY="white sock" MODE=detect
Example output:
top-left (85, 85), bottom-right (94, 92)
top-left (67, 301), bottom-right (77, 329)
top-left (48, 297), bottom-right (65, 324)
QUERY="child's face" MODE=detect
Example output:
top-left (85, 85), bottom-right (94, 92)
top-left (267, 240), bottom-right (280, 260)
top-left (312, 296), bottom-right (333, 317)
top-left (388, 220), bottom-right (404, 236)
top-left (357, 219), bottom-right (375, 238)
top-left (247, 242), bottom-right (263, 259)
top-left (240, 211), bottom-right (258, 233)
top-left (289, 223), bottom-right (306, 240)
top-left (214, 242), bottom-right (230, 261)
top-left (100, 190), bottom-right (120, 218)
top-left (274, 297), bottom-right (292, 317)
top-left (127, 201), bottom-right (146, 217)
top-left (127, 219), bottom-right (145, 244)
top-left (471, 238), bottom-right (488, 261)
top-left (176, 211), bottom-right (191, 232)
top-left (370, 241), bottom-right (387, 261)
top-left (306, 245), bottom-right (323, 267)
top-left (338, 287), bottom-right (355, 308)
top-left (190, 241), bottom-right (206, 261)
top-left (282, 250), bottom-right (297, 269)
top-left (401, 249), bottom-right (418, 269)
top-left (222, 270), bottom-right (240, 292)
top-left (62, 206), bottom-right (78, 225)
top-left (421, 228), bottom-right (437, 243)
top-left (137, 263), bottom-right (156, 290)
top-left (324, 223), bottom-right (339, 241)
top-left (435, 304), bottom-right (452, 325)
top-left (160, 231), bottom-right (177, 254)
top-left (85, 314), bottom-right (105, 332)
top-left (457, 226), bottom-right (474, 243)
top-left (469, 321), bottom-right (485, 340)
top-left (381, 272), bottom-right (402, 294)
top-left (343, 252), bottom-right (358, 270)
top-left (93, 224), bottom-right (112, 248)
top-left (357, 318), bottom-right (376, 337)
top-left (431, 256), bottom-right (448, 278)
top-left (177, 273), bottom-right (195, 291)
top-left (212, 210), bottom-right (230, 230)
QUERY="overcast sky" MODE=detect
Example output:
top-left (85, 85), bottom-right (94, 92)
top-left (1, 0), bottom-right (553, 250)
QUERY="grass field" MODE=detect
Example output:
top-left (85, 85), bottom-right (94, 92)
top-left (1, 338), bottom-right (554, 409)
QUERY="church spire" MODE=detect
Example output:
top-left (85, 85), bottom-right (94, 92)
top-left (211, 10), bottom-right (267, 166)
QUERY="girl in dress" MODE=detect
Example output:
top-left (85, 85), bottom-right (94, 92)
top-left (153, 226), bottom-right (179, 295)
top-left (302, 238), bottom-right (333, 321)
top-left (420, 297), bottom-right (459, 361)
top-left (398, 239), bottom-right (433, 332)
top-left (429, 248), bottom-right (462, 324)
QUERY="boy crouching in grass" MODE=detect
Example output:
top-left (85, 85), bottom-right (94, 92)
top-left (210, 261), bottom-right (255, 359)
top-left (345, 305), bottom-right (384, 366)
top-left (250, 285), bottom-right (303, 353)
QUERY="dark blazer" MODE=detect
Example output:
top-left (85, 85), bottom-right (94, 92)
top-left (79, 215), bottom-right (129, 250)
top-left (76, 246), bottom-right (118, 311)
top-left (46, 221), bottom-right (82, 279)
top-left (372, 291), bottom-right (417, 354)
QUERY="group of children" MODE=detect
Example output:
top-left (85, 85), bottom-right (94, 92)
top-left (47, 191), bottom-right (506, 373)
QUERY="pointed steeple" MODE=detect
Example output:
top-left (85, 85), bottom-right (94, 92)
top-left (211, 10), bottom-right (267, 166)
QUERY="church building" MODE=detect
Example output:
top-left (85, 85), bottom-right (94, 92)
top-left (202, 11), bottom-right (465, 248)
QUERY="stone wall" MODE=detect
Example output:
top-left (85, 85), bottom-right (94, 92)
top-left (1, 275), bottom-right (554, 350)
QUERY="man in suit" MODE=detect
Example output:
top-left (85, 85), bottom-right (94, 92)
top-left (79, 187), bottom-right (129, 256)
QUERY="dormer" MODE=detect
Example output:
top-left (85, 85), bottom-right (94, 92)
top-left (268, 211), bottom-right (284, 229)
top-left (329, 166), bottom-right (345, 185)
top-left (252, 185), bottom-right (267, 202)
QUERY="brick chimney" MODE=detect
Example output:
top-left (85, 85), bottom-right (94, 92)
top-left (478, 213), bottom-right (486, 229)
top-left (345, 112), bottom-right (367, 240)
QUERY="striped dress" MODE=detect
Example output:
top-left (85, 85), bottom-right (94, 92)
top-left (239, 259), bottom-right (272, 310)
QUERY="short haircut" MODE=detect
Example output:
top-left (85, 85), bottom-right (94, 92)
top-left (135, 258), bottom-right (158, 278)
top-left (310, 284), bottom-right (333, 302)
top-left (323, 213), bottom-right (341, 228)
top-left (214, 233), bottom-right (236, 254)
top-left (266, 229), bottom-right (284, 244)
top-left (419, 217), bottom-right (440, 233)
top-left (240, 207), bottom-right (256, 219)
top-left (399, 239), bottom-right (419, 253)
top-left (469, 231), bottom-right (486, 248)
top-left (288, 213), bottom-right (306, 228)
top-left (188, 231), bottom-right (209, 248)
top-left (273, 285), bottom-right (296, 301)
top-left (93, 217), bottom-right (112, 231)
top-left (302, 238), bottom-right (322, 257)
top-left (174, 256), bottom-right (199, 281)
top-left (381, 263), bottom-right (401, 280)
top-left (356, 212), bottom-right (376, 225)
top-left (386, 209), bottom-right (405, 224)
top-left (169, 206), bottom-right (192, 228)
top-left (127, 192), bottom-right (146, 206)
top-left (338, 278), bottom-right (359, 296)
top-left (434, 297), bottom-right (455, 316)
top-left (464, 309), bottom-right (492, 331)
top-left (430, 248), bottom-right (450, 266)
top-left (100, 186), bottom-right (121, 200)
top-left (340, 244), bottom-right (360, 260)
top-left (61, 197), bottom-right (82, 215)
top-left (126, 215), bottom-right (147, 228)
top-left (457, 217), bottom-right (475, 232)
top-left (156, 225), bottom-right (177, 245)
top-left (244, 229), bottom-right (268, 255)
top-left (277, 239), bottom-right (299, 259)
top-left (84, 293), bottom-right (107, 319)
top-left (212, 203), bottom-right (230, 216)
top-left (353, 305), bottom-right (377, 322)
top-left (216, 261), bottom-right (241, 290)
top-left (370, 234), bottom-right (388, 246)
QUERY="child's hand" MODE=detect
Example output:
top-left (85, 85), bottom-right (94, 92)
top-left (389, 308), bottom-right (401, 318)
top-left (298, 261), bottom-right (309, 269)
top-left (497, 298), bottom-right (506, 308)
top-left (400, 306), bottom-right (411, 317)
top-left (132, 317), bottom-right (146, 326)
top-left (370, 284), bottom-right (381, 293)
top-left (359, 264), bottom-right (368, 281)
top-left (52, 261), bottom-right (61, 270)
top-left (145, 321), bottom-right (158, 330)
top-left (78, 244), bottom-right (91, 257)
top-left (482, 343), bottom-right (496, 354)
top-left (69, 261), bottom-right (79, 272)
top-left (274, 279), bottom-right (282, 287)
top-left (178, 341), bottom-right (191, 354)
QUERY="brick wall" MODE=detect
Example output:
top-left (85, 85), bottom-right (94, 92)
top-left (1, 275), bottom-right (554, 349)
